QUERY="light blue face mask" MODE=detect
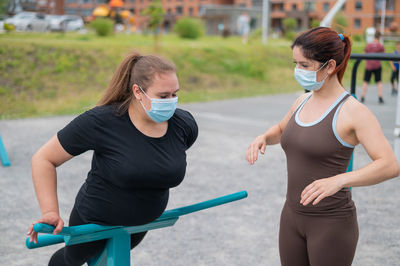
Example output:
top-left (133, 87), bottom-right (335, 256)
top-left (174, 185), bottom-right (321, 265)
top-left (294, 61), bottom-right (329, 91)
top-left (139, 86), bottom-right (178, 123)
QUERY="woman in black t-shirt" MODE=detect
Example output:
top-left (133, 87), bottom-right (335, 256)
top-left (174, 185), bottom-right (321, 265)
top-left (27, 52), bottom-right (198, 265)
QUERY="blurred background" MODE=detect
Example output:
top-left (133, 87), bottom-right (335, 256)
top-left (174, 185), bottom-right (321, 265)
top-left (0, 0), bottom-right (399, 119)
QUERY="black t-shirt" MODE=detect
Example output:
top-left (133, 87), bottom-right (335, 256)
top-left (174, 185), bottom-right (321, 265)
top-left (57, 105), bottom-right (198, 226)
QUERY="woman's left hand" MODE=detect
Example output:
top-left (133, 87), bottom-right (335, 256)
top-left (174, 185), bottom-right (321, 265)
top-left (300, 176), bottom-right (344, 206)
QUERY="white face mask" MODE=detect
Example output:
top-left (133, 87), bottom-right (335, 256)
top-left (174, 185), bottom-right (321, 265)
top-left (294, 61), bottom-right (329, 91)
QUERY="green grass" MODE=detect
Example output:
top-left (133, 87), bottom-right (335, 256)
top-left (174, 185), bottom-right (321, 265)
top-left (0, 32), bottom-right (396, 119)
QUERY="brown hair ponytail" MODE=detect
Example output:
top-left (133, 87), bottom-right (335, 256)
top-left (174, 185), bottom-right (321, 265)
top-left (98, 51), bottom-right (176, 114)
top-left (291, 27), bottom-right (352, 85)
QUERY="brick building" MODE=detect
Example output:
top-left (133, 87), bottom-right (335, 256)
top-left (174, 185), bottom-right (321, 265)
top-left (9, 0), bottom-right (400, 36)
top-left (270, 0), bottom-right (400, 35)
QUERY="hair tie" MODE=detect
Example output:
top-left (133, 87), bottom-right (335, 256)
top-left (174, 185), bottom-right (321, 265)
top-left (338, 34), bottom-right (344, 41)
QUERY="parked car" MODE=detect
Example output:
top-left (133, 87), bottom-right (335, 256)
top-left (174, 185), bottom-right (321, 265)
top-left (46, 14), bottom-right (84, 32)
top-left (5, 12), bottom-right (50, 32)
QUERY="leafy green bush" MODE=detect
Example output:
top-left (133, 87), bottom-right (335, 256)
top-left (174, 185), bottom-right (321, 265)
top-left (283, 18), bottom-right (297, 32)
top-left (285, 30), bottom-right (296, 41)
top-left (174, 17), bottom-right (204, 39)
top-left (352, 34), bottom-right (363, 42)
top-left (333, 12), bottom-right (348, 33)
top-left (310, 19), bottom-right (320, 28)
top-left (89, 18), bottom-right (114, 36)
top-left (4, 23), bottom-right (15, 32)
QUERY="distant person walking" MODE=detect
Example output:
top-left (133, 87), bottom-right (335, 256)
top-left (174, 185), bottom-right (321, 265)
top-left (237, 12), bottom-right (250, 44)
top-left (389, 41), bottom-right (400, 95)
top-left (361, 31), bottom-right (385, 104)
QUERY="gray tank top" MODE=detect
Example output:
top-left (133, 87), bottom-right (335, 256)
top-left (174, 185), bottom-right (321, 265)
top-left (281, 92), bottom-right (356, 216)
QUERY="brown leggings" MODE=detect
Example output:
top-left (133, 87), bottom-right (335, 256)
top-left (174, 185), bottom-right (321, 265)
top-left (279, 203), bottom-right (359, 266)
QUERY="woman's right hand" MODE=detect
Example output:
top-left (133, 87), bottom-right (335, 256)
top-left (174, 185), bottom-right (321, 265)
top-left (27, 211), bottom-right (64, 243)
top-left (246, 134), bottom-right (267, 165)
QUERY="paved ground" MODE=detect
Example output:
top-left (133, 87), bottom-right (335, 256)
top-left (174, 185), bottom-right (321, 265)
top-left (1, 85), bottom-right (399, 266)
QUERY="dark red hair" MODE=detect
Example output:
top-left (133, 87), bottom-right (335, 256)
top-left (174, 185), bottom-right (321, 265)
top-left (291, 27), bottom-right (352, 84)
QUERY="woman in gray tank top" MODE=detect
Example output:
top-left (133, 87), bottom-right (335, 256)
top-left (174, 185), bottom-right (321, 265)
top-left (246, 27), bottom-right (399, 266)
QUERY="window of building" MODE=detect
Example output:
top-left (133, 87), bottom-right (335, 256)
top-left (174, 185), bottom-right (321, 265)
top-left (82, 8), bottom-right (92, 16)
top-left (323, 3), bottom-right (329, 12)
top-left (341, 3), bottom-right (345, 11)
top-left (176, 6), bottom-right (183, 15)
top-left (354, 18), bottom-right (361, 29)
top-left (355, 1), bottom-right (362, 11)
top-left (272, 3), bottom-right (284, 11)
top-left (189, 7), bottom-right (193, 16)
top-left (130, 8), bottom-right (135, 14)
top-left (65, 8), bottom-right (77, 14)
top-left (305, 2), bottom-right (315, 12)
top-left (83, 0), bottom-right (89, 3)
top-left (167, 8), bottom-right (172, 15)
top-left (292, 3), bottom-right (297, 11)
top-left (387, 0), bottom-right (395, 10)
top-left (375, 16), bottom-right (395, 28)
top-left (130, 0), bottom-right (135, 3)
top-left (375, 0), bottom-right (395, 11)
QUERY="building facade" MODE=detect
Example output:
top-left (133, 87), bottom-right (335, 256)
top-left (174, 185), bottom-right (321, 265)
top-left (9, 0), bottom-right (400, 36)
top-left (270, 0), bottom-right (400, 35)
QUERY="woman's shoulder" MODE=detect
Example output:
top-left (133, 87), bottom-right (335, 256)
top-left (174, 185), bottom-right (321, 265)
top-left (173, 108), bottom-right (196, 124)
top-left (290, 92), bottom-right (312, 111)
top-left (172, 108), bottom-right (198, 133)
top-left (172, 108), bottom-right (198, 148)
top-left (82, 104), bottom-right (121, 119)
top-left (71, 104), bottom-right (122, 128)
top-left (340, 94), bottom-right (375, 122)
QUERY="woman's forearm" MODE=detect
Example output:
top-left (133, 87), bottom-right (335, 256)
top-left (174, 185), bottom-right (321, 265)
top-left (31, 154), bottom-right (60, 216)
top-left (338, 156), bottom-right (400, 188)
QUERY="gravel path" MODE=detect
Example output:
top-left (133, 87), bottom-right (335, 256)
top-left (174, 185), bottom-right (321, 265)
top-left (1, 86), bottom-right (399, 266)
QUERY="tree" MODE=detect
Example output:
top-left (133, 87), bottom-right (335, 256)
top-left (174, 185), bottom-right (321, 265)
top-left (333, 12), bottom-right (348, 33)
top-left (310, 19), bottom-right (320, 29)
top-left (283, 18), bottom-right (297, 32)
top-left (142, 0), bottom-right (164, 50)
top-left (283, 18), bottom-right (297, 40)
top-left (0, 0), bottom-right (8, 16)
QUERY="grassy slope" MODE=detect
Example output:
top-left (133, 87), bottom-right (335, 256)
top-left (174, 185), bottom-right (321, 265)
top-left (0, 32), bottom-right (395, 118)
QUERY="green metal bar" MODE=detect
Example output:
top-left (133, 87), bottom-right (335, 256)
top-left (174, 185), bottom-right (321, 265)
top-left (159, 190), bottom-right (248, 220)
top-left (26, 234), bottom-right (65, 249)
top-left (26, 189), bottom-right (249, 266)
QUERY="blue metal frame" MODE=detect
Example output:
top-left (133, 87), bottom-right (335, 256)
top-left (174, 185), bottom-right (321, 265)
top-left (0, 135), bottom-right (10, 166)
top-left (26, 191), bottom-right (248, 266)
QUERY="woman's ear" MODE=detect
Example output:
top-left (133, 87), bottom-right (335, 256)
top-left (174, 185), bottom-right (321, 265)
top-left (132, 84), bottom-right (142, 101)
top-left (327, 59), bottom-right (337, 74)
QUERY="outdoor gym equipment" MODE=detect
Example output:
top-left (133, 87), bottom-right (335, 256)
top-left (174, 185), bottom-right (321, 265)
top-left (26, 190), bottom-right (248, 266)
top-left (0, 135), bottom-right (10, 166)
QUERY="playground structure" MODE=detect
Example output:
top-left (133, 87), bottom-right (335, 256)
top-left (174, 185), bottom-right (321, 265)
top-left (91, 0), bottom-right (135, 32)
top-left (26, 191), bottom-right (248, 266)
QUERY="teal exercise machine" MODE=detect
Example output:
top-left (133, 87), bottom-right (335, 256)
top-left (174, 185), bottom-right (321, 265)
top-left (0, 135), bottom-right (10, 166)
top-left (26, 191), bottom-right (248, 266)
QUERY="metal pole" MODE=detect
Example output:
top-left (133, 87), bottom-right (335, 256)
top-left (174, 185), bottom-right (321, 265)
top-left (380, 0), bottom-right (386, 35)
top-left (395, 69), bottom-right (400, 162)
top-left (395, 69), bottom-right (400, 136)
top-left (262, 0), bottom-right (269, 45)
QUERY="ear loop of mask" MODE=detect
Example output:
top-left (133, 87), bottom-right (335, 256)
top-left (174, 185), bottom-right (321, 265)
top-left (317, 60), bottom-right (330, 81)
